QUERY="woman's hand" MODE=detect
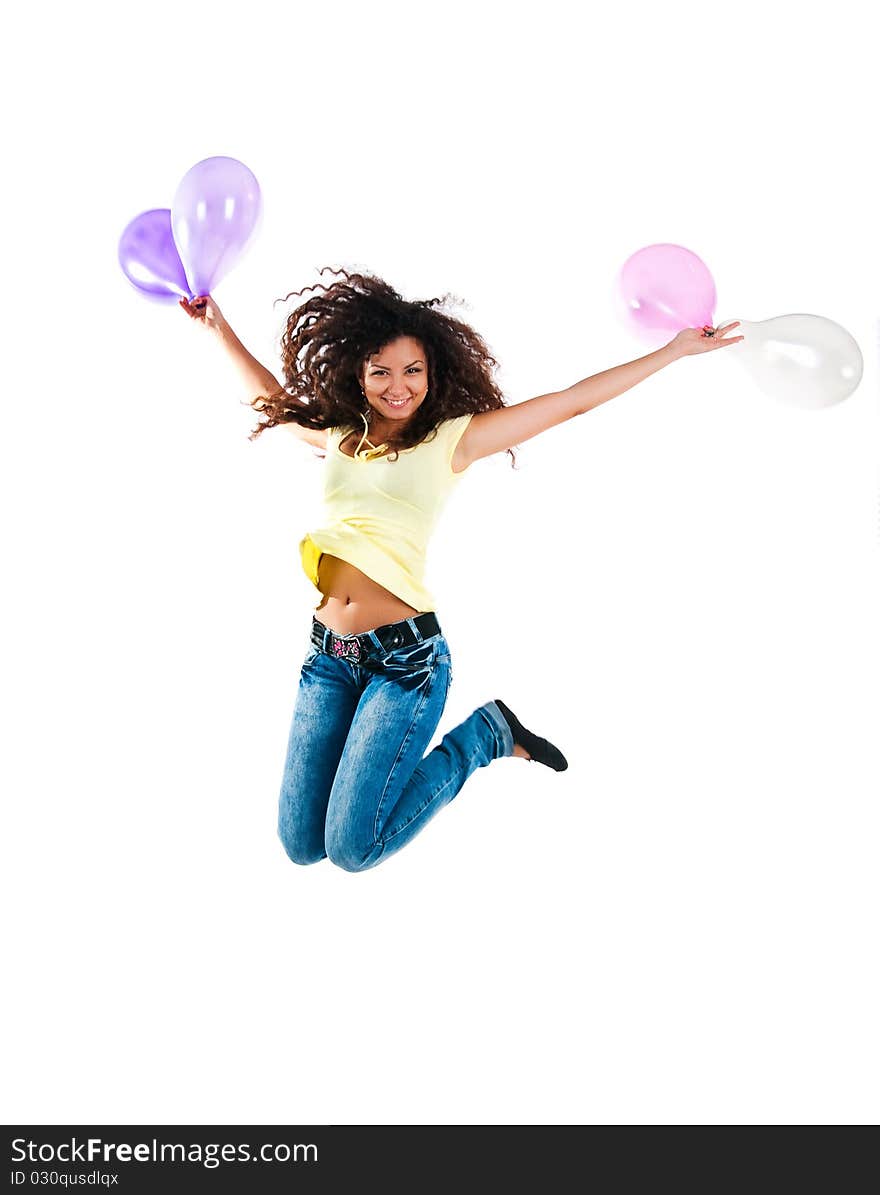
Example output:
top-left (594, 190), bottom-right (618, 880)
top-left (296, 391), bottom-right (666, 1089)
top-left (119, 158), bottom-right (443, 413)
top-left (178, 294), bottom-right (229, 337)
top-left (669, 322), bottom-right (744, 357)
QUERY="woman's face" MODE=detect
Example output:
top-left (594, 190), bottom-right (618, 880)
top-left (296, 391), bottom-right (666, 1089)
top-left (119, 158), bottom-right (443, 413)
top-left (361, 336), bottom-right (429, 426)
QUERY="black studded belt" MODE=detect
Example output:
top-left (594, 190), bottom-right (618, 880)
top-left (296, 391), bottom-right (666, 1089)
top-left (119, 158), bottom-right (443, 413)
top-left (310, 612), bottom-right (441, 664)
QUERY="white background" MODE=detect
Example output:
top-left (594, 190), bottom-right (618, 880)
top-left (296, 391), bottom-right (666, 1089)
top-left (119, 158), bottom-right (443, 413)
top-left (3, 0), bottom-right (878, 1126)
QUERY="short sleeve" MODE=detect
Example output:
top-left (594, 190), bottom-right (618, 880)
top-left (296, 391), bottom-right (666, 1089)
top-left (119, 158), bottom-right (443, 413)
top-left (443, 414), bottom-right (474, 472)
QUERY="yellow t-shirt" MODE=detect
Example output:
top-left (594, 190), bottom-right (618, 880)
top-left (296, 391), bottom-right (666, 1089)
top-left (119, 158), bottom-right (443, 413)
top-left (299, 413), bottom-right (474, 612)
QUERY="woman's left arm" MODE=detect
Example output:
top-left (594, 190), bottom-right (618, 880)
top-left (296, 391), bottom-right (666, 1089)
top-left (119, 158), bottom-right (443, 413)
top-left (457, 323), bottom-right (743, 467)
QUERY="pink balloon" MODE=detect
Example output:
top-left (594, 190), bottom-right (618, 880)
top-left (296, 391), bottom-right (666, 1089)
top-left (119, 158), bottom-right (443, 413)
top-left (618, 244), bottom-right (717, 344)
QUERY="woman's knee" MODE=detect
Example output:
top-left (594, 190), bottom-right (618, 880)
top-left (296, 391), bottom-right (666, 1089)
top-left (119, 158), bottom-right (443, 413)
top-left (277, 822), bottom-right (326, 867)
top-left (324, 828), bottom-right (383, 873)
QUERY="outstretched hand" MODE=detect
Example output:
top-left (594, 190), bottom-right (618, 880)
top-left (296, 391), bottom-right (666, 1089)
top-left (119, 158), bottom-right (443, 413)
top-left (670, 322), bottom-right (744, 357)
top-left (178, 294), bottom-right (229, 336)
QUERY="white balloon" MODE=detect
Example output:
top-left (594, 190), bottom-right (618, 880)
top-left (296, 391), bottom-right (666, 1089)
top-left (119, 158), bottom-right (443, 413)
top-left (721, 314), bottom-right (863, 409)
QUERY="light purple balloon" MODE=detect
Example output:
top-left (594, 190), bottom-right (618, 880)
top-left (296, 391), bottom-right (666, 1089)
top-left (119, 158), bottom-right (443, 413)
top-left (118, 208), bottom-right (193, 303)
top-left (618, 243), bottom-right (717, 343)
top-left (171, 156), bottom-right (262, 296)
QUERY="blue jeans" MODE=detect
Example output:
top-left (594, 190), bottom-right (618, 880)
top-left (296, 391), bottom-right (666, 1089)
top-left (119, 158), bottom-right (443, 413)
top-left (278, 617), bottom-right (515, 872)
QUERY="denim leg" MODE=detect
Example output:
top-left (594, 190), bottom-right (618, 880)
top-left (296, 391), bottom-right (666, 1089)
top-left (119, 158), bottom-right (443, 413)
top-left (277, 648), bottom-right (361, 865)
top-left (324, 658), bottom-right (514, 873)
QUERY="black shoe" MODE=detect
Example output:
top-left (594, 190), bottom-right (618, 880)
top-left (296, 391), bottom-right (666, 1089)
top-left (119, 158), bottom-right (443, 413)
top-left (494, 699), bottom-right (568, 772)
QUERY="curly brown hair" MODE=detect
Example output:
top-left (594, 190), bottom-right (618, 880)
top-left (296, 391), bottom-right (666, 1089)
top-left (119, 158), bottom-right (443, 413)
top-left (247, 267), bottom-right (516, 465)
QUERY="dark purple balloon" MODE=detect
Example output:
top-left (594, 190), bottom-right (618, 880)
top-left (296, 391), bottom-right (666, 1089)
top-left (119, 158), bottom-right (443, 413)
top-left (118, 209), bottom-right (193, 303)
top-left (171, 156), bottom-right (262, 296)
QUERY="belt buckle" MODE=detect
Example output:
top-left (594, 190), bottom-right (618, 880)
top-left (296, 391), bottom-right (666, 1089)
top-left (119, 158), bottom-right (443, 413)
top-left (330, 633), bottom-right (362, 664)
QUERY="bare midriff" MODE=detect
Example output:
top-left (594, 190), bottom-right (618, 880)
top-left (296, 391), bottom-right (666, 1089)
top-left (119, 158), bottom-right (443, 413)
top-left (310, 429), bottom-right (428, 635)
top-left (314, 554), bottom-right (422, 636)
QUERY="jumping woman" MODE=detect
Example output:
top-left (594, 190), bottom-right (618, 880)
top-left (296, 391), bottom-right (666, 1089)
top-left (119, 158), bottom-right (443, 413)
top-left (180, 270), bottom-right (741, 872)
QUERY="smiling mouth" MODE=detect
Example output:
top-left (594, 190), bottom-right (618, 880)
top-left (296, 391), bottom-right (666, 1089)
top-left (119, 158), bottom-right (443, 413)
top-left (384, 397), bottom-right (412, 407)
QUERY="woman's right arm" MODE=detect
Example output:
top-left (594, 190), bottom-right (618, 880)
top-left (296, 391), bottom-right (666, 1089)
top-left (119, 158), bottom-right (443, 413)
top-left (179, 296), bottom-right (328, 449)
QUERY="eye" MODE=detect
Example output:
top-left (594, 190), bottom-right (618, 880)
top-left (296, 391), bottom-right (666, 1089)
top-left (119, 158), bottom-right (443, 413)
top-left (406, 367), bottom-right (422, 374)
